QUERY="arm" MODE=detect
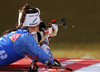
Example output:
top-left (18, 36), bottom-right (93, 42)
top-left (24, 33), bottom-right (53, 64)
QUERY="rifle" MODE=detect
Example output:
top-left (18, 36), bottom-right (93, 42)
top-left (47, 18), bottom-right (67, 28)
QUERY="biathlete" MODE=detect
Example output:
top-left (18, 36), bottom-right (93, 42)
top-left (18, 6), bottom-right (58, 58)
top-left (0, 4), bottom-right (53, 67)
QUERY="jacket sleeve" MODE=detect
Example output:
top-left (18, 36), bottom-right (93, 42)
top-left (23, 33), bottom-right (53, 64)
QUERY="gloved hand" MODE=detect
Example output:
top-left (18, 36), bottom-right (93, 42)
top-left (49, 24), bottom-right (58, 37)
top-left (52, 24), bottom-right (58, 33)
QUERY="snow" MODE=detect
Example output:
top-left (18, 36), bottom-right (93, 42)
top-left (74, 62), bottom-right (100, 72)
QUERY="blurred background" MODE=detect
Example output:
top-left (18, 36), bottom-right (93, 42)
top-left (0, 0), bottom-right (100, 59)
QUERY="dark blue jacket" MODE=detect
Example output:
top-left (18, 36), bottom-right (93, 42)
top-left (0, 27), bottom-right (53, 66)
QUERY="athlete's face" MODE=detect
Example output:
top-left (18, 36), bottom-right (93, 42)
top-left (29, 24), bottom-right (40, 33)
